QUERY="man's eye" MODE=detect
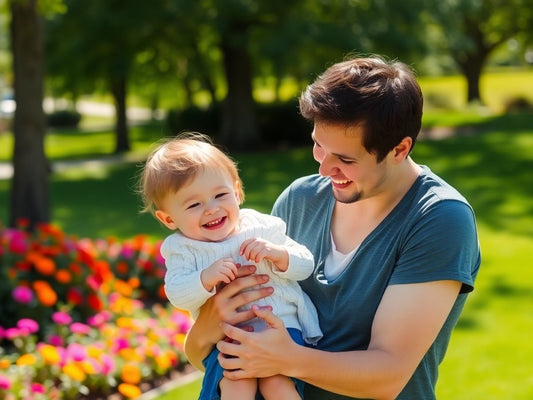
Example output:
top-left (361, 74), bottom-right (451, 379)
top-left (215, 192), bottom-right (228, 199)
top-left (339, 158), bottom-right (354, 164)
top-left (186, 202), bottom-right (200, 209)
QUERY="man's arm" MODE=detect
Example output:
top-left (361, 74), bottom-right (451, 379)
top-left (217, 280), bottom-right (461, 400)
top-left (184, 265), bottom-right (274, 370)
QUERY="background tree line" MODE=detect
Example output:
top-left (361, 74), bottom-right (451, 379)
top-left (1, 0), bottom-right (532, 229)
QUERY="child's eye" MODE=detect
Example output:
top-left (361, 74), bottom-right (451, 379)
top-left (215, 192), bottom-right (229, 199)
top-left (186, 202), bottom-right (200, 210)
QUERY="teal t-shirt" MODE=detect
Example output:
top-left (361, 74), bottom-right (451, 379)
top-left (272, 167), bottom-right (481, 400)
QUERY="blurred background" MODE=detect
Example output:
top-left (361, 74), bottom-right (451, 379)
top-left (0, 0), bottom-right (532, 399)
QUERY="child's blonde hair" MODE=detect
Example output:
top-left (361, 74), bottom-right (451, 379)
top-left (139, 132), bottom-right (245, 214)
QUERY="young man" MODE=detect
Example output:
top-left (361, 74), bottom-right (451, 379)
top-left (184, 55), bottom-right (481, 399)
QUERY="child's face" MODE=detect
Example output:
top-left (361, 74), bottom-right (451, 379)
top-left (155, 168), bottom-right (241, 242)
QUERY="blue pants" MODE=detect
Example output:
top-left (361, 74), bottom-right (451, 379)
top-left (198, 328), bottom-right (305, 400)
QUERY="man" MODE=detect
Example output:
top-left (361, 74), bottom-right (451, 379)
top-left (185, 55), bottom-right (481, 399)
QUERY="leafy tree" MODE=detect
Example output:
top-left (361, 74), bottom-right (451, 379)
top-left (45, 0), bottom-right (173, 153)
top-left (427, 0), bottom-right (533, 103)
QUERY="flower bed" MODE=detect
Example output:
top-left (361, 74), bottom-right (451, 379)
top-left (0, 221), bottom-right (193, 399)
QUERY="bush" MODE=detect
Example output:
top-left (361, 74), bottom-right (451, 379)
top-left (166, 101), bottom-right (312, 149)
top-left (0, 221), bottom-right (192, 399)
top-left (46, 110), bottom-right (82, 129)
top-left (166, 106), bottom-right (220, 138)
top-left (504, 96), bottom-right (533, 113)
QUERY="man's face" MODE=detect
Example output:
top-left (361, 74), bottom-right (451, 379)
top-left (312, 122), bottom-right (392, 203)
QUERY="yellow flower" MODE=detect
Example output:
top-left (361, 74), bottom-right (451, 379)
top-left (16, 353), bottom-right (37, 366)
top-left (80, 360), bottom-right (97, 375)
top-left (121, 363), bottom-right (141, 384)
top-left (39, 344), bottom-right (61, 365)
top-left (63, 363), bottom-right (86, 382)
top-left (116, 317), bottom-right (135, 329)
top-left (118, 383), bottom-right (142, 398)
top-left (119, 348), bottom-right (143, 362)
top-left (155, 354), bottom-right (171, 370)
top-left (87, 345), bottom-right (104, 359)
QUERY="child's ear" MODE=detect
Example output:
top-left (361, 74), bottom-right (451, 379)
top-left (234, 181), bottom-right (242, 204)
top-left (155, 210), bottom-right (178, 230)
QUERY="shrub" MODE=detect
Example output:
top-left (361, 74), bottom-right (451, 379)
top-left (504, 96), bottom-right (533, 113)
top-left (46, 110), bottom-right (82, 129)
top-left (0, 221), bottom-right (192, 399)
top-left (166, 101), bottom-right (312, 149)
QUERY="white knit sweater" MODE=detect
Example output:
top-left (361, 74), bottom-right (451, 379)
top-left (161, 208), bottom-right (322, 345)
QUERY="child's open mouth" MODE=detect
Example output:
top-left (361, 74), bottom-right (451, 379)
top-left (203, 216), bottom-right (226, 229)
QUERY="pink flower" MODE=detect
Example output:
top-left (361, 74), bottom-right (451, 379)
top-left (52, 311), bottom-right (72, 325)
top-left (101, 354), bottom-right (116, 375)
top-left (67, 343), bottom-right (86, 362)
top-left (48, 334), bottom-right (64, 347)
top-left (12, 286), bottom-right (34, 304)
top-left (87, 311), bottom-right (111, 327)
top-left (0, 374), bottom-right (11, 390)
top-left (4, 327), bottom-right (21, 340)
top-left (70, 322), bottom-right (91, 335)
top-left (17, 318), bottom-right (39, 335)
top-left (31, 382), bottom-right (46, 394)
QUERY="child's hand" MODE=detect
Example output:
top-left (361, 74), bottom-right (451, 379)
top-left (240, 238), bottom-right (289, 272)
top-left (201, 258), bottom-right (239, 292)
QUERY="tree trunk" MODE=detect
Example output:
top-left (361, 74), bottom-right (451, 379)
top-left (111, 76), bottom-right (130, 153)
top-left (9, 0), bottom-right (50, 229)
top-left (218, 26), bottom-right (259, 151)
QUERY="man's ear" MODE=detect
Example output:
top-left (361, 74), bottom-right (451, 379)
top-left (393, 136), bottom-right (413, 161)
top-left (155, 210), bottom-right (178, 230)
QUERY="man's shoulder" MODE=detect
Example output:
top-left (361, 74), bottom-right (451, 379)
top-left (287, 174), bottom-right (331, 195)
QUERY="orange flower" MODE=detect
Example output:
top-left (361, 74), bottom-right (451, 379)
top-left (55, 269), bottom-right (72, 284)
top-left (128, 277), bottom-right (140, 289)
top-left (118, 383), bottom-right (142, 399)
top-left (121, 363), bottom-right (141, 384)
top-left (39, 344), bottom-right (61, 365)
top-left (114, 279), bottom-right (133, 297)
top-left (0, 358), bottom-right (12, 369)
top-left (27, 252), bottom-right (56, 276)
top-left (32, 280), bottom-right (57, 307)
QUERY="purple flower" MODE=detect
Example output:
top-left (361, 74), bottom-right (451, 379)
top-left (12, 286), bottom-right (34, 304)
top-left (17, 318), bottom-right (39, 335)
top-left (52, 311), bottom-right (72, 325)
